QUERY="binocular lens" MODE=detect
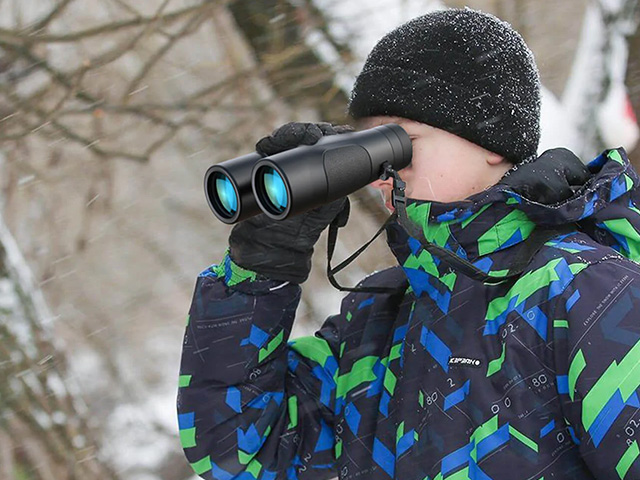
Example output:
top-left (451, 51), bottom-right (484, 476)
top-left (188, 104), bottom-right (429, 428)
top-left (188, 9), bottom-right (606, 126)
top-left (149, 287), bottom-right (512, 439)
top-left (212, 172), bottom-right (238, 217)
top-left (259, 166), bottom-right (288, 214)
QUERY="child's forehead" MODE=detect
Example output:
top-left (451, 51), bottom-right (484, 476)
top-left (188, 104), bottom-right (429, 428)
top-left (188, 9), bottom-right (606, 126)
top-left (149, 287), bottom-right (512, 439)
top-left (355, 116), bottom-right (419, 130)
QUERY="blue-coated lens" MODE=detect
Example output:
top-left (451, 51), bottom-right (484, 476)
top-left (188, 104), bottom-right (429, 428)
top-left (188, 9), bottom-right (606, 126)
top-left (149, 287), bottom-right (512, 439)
top-left (214, 172), bottom-right (237, 216)
top-left (262, 167), bottom-right (288, 213)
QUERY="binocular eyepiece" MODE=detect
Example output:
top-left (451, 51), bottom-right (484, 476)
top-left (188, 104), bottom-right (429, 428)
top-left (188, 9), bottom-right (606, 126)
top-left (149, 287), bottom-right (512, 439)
top-left (204, 123), bottom-right (412, 224)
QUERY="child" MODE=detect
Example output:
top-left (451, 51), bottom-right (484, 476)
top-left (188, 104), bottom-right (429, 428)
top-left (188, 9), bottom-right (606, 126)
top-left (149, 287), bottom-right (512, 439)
top-left (178, 8), bottom-right (640, 480)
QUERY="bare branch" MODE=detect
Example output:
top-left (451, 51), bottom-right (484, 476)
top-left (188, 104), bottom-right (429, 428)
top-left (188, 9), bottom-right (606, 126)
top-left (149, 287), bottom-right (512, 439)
top-left (30, 0), bottom-right (75, 33)
top-left (123, 4), bottom-right (212, 98)
top-left (0, 2), bottom-right (218, 44)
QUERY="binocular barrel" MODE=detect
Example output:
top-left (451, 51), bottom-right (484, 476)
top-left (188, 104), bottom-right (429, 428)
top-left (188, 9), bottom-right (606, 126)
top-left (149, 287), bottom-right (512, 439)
top-left (204, 123), bottom-right (412, 224)
top-left (204, 152), bottom-right (263, 224)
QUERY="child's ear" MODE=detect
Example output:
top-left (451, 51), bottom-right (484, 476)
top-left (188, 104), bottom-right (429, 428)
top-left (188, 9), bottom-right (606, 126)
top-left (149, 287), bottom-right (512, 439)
top-left (485, 151), bottom-right (507, 166)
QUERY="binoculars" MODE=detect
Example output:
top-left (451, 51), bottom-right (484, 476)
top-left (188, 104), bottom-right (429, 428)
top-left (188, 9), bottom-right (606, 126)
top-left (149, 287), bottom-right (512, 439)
top-left (204, 123), bottom-right (412, 224)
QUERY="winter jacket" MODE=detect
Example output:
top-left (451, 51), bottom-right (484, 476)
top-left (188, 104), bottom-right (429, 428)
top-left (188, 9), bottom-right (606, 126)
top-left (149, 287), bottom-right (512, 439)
top-left (178, 147), bottom-right (640, 480)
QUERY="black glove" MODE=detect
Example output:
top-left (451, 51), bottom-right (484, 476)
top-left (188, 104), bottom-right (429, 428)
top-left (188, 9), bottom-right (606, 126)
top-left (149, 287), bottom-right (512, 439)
top-left (498, 148), bottom-right (591, 204)
top-left (229, 122), bottom-right (354, 284)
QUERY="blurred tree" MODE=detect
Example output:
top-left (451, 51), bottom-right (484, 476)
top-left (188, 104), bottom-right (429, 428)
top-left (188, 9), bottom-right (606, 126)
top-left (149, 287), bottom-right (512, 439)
top-left (0, 214), bottom-right (118, 479)
top-left (0, 1), bottom-right (254, 163)
top-left (574, 0), bottom-right (639, 159)
top-left (228, 0), bottom-right (354, 121)
top-left (626, 5), bottom-right (640, 167)
top-left (0, 1), bottom-right (393, 478)
top-left (0, 1), bottom-right (280, 478)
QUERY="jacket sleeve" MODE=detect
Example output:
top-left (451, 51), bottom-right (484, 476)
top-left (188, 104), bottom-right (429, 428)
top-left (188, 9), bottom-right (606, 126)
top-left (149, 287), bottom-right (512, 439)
top-left (554, 258), bottom-right (640, 479)
top-left (177, 248), bottom-right (346, 480)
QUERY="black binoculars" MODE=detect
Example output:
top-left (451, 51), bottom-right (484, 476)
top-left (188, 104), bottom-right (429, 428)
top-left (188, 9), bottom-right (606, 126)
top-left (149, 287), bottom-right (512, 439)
top-left (204, 123), bottom-right (412, 224)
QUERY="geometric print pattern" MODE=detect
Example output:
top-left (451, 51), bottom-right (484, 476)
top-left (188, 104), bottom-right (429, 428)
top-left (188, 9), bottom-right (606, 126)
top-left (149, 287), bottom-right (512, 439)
top-left (178, 148), bottom-right (640, 480)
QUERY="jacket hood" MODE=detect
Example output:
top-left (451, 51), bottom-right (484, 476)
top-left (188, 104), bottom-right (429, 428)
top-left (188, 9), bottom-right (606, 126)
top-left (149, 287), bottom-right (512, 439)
top-left (385, 148), bottom-right (640, 294)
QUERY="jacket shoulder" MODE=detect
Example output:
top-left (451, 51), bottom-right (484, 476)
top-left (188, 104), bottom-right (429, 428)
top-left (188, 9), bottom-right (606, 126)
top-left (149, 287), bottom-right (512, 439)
top-left (535, 230), bottom-right (630, 268)
top-left (356, 265), bottom-right (408, 289)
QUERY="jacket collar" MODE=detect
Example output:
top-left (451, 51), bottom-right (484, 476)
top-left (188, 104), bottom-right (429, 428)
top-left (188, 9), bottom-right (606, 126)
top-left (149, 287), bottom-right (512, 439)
top-left (384, 193), bottom-right (536, 301)
top-left (384, 148), bottom-right (638, 300)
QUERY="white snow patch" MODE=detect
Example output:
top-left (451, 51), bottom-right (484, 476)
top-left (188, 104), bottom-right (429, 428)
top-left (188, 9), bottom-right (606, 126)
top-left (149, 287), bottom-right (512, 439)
top-left (103, 399), bottom-right (176, 474)
top-left (539, 86), bottom-right (581, 154)
top-left (598, 82), bottom-right (640, 151)
top-left (312, 0), bottom-right (445, 62)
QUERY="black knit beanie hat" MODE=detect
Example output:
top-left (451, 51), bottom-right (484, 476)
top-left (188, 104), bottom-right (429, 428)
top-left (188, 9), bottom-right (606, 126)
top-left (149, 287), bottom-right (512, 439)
top-left (348, 8), bottom-right (541, 164)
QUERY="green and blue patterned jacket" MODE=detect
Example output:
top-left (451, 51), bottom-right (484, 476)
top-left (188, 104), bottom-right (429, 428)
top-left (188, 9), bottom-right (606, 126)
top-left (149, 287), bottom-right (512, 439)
top-left (178, 148), bottom-right (640, 480)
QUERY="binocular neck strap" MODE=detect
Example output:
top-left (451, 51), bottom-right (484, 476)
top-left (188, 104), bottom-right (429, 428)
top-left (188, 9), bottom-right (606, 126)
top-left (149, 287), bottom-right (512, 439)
top-left (326, 198), bottom-right (406, 294)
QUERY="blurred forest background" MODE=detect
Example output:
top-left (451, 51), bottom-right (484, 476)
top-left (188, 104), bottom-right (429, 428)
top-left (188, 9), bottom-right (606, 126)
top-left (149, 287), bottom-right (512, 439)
top-left (0, 0), bottom-right (638, 479)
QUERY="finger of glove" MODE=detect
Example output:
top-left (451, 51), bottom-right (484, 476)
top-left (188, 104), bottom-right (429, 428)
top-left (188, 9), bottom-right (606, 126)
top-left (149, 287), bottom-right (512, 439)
top-left (255, 122), bottom-right (323, 157)
top-left (230, 211), bottom-right (308, 249)
top-left (242, 197), bottom-right (347, 246)
top-left (296, 197), bottom-right (348, 241)
top-left (229, 198), bottom-right (345, 254)
top-left (333, 124), bottom-right (356, 134)
top-left (316, 122), bottom-right (355, 136)
top-left (233, 197), bottom-right (347, 252)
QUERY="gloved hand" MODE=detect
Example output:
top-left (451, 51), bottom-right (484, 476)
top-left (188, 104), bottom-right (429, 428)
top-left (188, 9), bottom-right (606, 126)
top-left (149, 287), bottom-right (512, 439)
top-left (498, 147), bottom-right (591, 204)
top-left (229, 122), bottom-right (354, 284)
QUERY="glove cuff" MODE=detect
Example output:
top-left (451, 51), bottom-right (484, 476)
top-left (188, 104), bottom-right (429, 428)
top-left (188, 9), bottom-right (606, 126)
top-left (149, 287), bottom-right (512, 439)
top-left (228, 244), bottom-right (313, 284)
top-left (209, 248), bottom-right (271, 286)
